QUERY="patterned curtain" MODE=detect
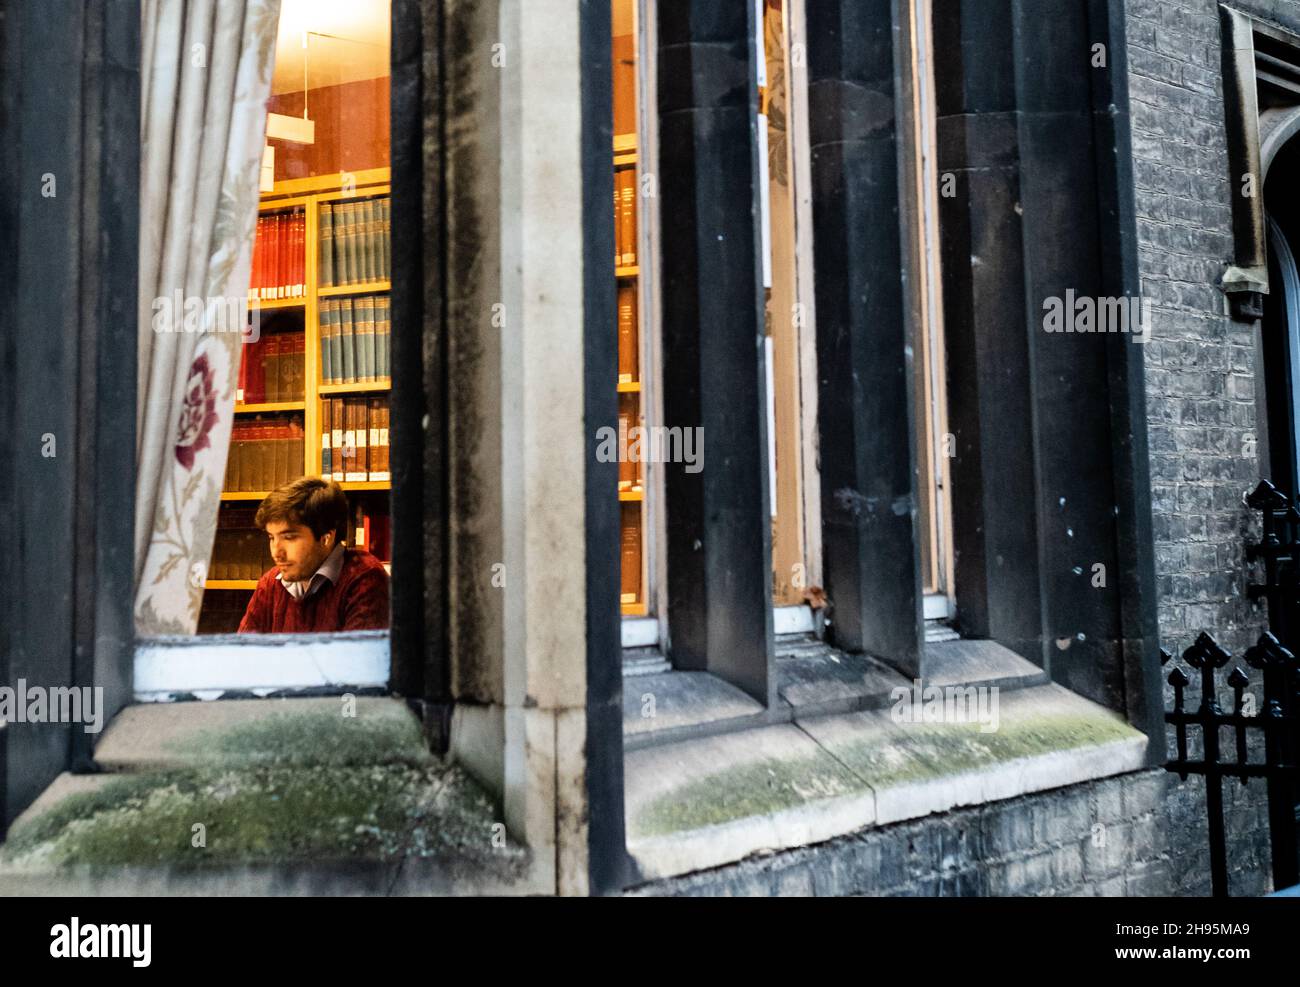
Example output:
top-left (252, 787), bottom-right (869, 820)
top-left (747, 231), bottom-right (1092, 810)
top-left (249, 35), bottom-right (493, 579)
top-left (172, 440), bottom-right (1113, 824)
top-left (134, 0), bottom-right (282, 635)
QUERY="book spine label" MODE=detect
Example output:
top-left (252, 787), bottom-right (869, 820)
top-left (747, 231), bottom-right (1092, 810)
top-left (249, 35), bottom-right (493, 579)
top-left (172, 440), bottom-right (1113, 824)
top-left (355, 399), bottom-right (369, 479)
top-left (331, 398), bottom-right (344, 482)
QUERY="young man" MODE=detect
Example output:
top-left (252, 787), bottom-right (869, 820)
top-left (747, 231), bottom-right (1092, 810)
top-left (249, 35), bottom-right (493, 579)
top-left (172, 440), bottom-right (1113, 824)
top-left (238, 477), bottom-right (389, 633)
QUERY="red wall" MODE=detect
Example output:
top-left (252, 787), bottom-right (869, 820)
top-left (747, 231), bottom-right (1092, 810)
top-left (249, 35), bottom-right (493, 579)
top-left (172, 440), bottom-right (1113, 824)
top-left (267, 77), bottom-right (390, 181)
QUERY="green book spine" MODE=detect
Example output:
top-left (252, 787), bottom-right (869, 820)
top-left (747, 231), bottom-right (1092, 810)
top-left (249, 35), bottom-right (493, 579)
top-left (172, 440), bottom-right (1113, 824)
top-left (361, 200), bottom-right (376, 284)
top-left (362, 297), bottom-right (376, 382)
top-left (328, 299), bottom-right (342, 384)
top-left (380, 296), bottom-right (390, 379)
top-left (336, 202), bottom-right (350, 287)
top-left (319, 203), bottom-right (334, 288)
top-left (320, 300), bottom-right (334, 385)
top-left (382, 198), bottom-right (391, 281)
top-left (341, 298), bottom-right (356, 384)
top-left (354, 297), bottom-right (368, 383)
top-left (345, 202), bottom-right (360, 286)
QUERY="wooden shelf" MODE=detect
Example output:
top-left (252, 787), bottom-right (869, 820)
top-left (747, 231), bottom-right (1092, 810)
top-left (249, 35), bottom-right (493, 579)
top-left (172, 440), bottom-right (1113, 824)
top-left (262, 168), bottom-right (391, 200)
top-left (617, 380), bottom-right (641, 393)
top-left (250, 295), bottom-right (307, 310)
top-left (235, 401), bottom-right (305, 413)
top-left (318, 380), bottom-right (391, 395)
top-left (318, 280), bottom-right (391, 297)
top-left (619, 489), bottom-right (644, 502)
top-left (206, 579), bottom-right (258, 591)
top-left (621, 601), bottom-right (648, 616)
top-left (223, 480), bottom-right (390, 500)
top-left (614, 133), bottom-right (637, 153)
top-left (616, 265), bottom-right (640, 279)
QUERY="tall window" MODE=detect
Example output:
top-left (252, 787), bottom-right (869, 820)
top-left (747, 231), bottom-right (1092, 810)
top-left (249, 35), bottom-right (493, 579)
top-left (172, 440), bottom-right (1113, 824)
top-left (197, 1), bottom-right (394, 637)
top-left (762, 0), bottom-right (821, 625)
top-left (613, 0), bottom-right (663, 651)
top-left (906, 0), bottom-right (955, 632)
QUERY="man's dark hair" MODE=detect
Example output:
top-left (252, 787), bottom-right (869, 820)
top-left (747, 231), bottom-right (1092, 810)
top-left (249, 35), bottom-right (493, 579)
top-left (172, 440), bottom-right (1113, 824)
top-left (255, 477), bottom-right (349, 546)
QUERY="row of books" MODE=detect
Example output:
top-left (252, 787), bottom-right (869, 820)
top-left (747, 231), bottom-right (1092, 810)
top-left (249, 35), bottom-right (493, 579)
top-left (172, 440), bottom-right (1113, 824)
top-left (320, 197), bottom-right (391, 288)
top-left (237, 331), bottom-right (305, 405)
top-left (614, 167), bottom-right (638, 267)
top-left (224, 416), bottom-right (306, 493)
top-left (351, 503), bottom-right (392, 562)
top-left (621, 503), bottom-right (641, 604)
top-left (618, 283), bottom-right (639, 384)
top-left (211, 508), bottom-right (274, 581)
top-left (208, 502), bottom-right (393, 583)
top-left (250, 208), bottom-right (307, 300)
top-left (197, 588), bottom-right (253, 633)
top-left (618, 397), bottom-right (644, 492)
top-left (321, 397), bottom-right (391, 482)
top-left (320, 296), bottom-right (391, 385)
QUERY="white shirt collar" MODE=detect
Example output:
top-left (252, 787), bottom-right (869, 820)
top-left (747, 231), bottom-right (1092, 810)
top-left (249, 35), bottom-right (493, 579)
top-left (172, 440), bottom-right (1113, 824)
top-left (278, 542), bottom-right (345, 601)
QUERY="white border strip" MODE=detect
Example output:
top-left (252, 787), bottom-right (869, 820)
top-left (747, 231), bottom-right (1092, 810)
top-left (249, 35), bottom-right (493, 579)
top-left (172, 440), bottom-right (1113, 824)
top-left (621, 615), bottom-right (659, 649)
top-left (134, 632), bottom-right (390, 700)
top-left (773, 604), bottom-right (814, 636)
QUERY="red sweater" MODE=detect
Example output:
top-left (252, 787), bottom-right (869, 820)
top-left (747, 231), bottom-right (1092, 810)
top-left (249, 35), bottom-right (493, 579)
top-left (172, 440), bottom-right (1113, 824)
top-left (237, 549), bottom-right (390, 634)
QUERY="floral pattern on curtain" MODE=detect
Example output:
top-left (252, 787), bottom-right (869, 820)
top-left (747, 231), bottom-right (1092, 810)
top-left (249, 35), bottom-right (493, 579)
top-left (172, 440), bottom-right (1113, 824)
top-left (134, 0), bottom-right (282, 635)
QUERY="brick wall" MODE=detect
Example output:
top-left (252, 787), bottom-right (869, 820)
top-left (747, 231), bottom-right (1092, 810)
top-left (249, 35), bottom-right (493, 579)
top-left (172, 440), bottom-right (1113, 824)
top-left (628, 772), bottom-right (1172, 896)
top-left (1125, 0), bottom-right (1292, 895)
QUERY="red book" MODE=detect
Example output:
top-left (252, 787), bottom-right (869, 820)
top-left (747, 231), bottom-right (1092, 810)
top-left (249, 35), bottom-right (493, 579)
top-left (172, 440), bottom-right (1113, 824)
top-left (293, 332), bottom-right (305, 400)
top-left (250, 216), bottom-right (261, 298)
top-left (248, 334), bottom-right (266, 404)
top-left (296, 210), bottom-right (305, 297)
top-left (276, 213), bottom-right (286, 299)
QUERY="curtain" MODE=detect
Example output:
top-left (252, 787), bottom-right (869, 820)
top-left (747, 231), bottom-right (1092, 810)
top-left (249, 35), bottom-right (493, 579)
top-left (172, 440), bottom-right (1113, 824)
top-left (134, 0), bottom-right (281, 635)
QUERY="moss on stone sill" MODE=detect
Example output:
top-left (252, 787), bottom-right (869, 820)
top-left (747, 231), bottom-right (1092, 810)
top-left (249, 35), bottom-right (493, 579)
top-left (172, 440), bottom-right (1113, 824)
top-left (0, 706), bottom-right (513, 873)
top-left (630, 712), bottom-right (1141, 840)
top-left (631, 754), bottom-right (865, 840)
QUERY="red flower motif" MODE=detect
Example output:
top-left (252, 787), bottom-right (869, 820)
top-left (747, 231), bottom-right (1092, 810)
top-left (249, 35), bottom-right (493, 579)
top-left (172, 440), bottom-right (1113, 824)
top-left (175, 353), bottom-right (220, 470)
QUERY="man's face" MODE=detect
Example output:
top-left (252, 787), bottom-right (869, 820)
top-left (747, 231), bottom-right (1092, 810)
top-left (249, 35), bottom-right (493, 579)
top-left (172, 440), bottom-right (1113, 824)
top-left (265, 518), bottom-right (334, 583)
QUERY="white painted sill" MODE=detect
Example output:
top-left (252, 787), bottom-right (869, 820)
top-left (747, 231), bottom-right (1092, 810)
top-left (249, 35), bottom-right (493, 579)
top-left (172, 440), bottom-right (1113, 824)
top-left (133, 630), bottom-right (390, 701)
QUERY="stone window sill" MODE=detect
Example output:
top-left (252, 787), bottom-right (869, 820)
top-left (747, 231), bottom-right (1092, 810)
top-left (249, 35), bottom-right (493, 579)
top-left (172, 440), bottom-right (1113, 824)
top-left (622, 681), bottom-right (1150, 882)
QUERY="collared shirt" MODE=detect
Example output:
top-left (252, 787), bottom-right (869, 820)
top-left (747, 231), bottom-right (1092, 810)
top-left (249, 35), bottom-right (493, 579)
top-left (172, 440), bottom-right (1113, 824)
top-left (278, 542), bottom-right (345, 601)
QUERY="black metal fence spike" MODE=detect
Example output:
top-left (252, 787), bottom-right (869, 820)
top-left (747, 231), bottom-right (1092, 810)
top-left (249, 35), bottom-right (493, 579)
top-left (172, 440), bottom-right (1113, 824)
top-left (1160, 647), bottom-right (1174, 666)
top-left (1168, 666), bottom-right (1189, 688)
top-left (1247, 478), bottom-right (1287, 509)
top-left (1245, 632), bottom-right (1295, 669)
top-left (1228, 667), bottom-right (1250, 690)
top-left (1184, 631), bottom-right (1231, 669)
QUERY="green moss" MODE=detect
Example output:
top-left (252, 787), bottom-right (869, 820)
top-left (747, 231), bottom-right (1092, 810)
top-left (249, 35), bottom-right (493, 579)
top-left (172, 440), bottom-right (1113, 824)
top-left (0, 707), bottom-right (509, 872)
top-left (167, 705), bottom-right (432, 769)
top-left (630, 754), bottom-right (865, 839)
top-left (629, 712), bottom-right (1140, 839)
top-left (851, 713), bottom-right (1140, 785)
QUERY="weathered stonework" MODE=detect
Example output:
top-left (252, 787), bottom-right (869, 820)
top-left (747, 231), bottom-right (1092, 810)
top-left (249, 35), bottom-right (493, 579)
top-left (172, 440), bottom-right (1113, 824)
top-left (628, 771), bottom-right (1172, 897)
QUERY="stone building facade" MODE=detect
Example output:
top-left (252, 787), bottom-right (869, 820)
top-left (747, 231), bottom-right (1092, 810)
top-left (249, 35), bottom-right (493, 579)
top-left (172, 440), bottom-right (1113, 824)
top-left (4, 0), bottom-right (1300, 896)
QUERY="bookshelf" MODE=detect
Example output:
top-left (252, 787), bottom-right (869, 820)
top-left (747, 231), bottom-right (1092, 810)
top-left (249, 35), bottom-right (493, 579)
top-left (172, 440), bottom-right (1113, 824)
top-left (198, 169), bottom-right (394, 634)
top-left (614, 7), bottom-right (647, 618)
